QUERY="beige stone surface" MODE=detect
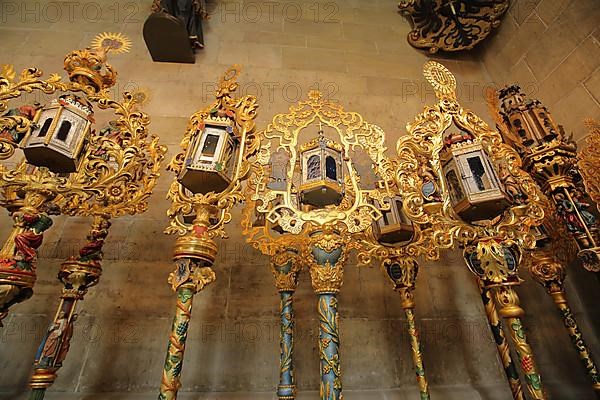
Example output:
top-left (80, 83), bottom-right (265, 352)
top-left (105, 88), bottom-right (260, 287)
top-left (0, 0), bottom-right (598, 399)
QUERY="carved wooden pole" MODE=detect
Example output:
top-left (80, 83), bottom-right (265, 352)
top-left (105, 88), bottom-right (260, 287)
top-left (477, 280), bottom-right (524, 400)
top-left (465, 239), bottom-right (546, 400)
top-left (28, 213), bottom-right (110, 400)
top-left (0, 190), bottom-right (53, 326)
top-left (382, 259), bottom-right (430, 399)
top-left (308, 231), bottom-right (346, 400)
top-left (492, 284), bottom-right (545, 399)
top-left (158, 210), bottom-right (217, 400)
top-left (528, 249), bottom-right (600, 394)
top-left (271, 249), bottom-right (301, 400)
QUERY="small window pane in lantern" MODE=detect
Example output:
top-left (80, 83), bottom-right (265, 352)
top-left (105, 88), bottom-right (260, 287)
top-left (441, 135), bottom-right (509, 222)
top-left (325, 156), bottom-right (337, 180)
top-left (373, 197), bottom-right (414, 245)
top-left (178, 117), bottom-right (238, 195)
top-left (299, 127), bottom-right (343, 208)
top-left (22, 94), bottom-right (92, 173)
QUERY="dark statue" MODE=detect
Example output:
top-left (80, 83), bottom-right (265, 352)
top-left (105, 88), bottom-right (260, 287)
top-left (144, 0), bottom-right (207, 63)
top-left (153, 0), bottom-right (206, 49)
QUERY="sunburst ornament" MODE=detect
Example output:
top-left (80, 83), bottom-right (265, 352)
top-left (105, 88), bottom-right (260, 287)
top-left (131, 88), bottom-right (151, 107)
top-left (91, 32), bottom-right (131, 54)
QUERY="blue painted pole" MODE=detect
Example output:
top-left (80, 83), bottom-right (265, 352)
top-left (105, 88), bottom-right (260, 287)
top-left (277, 291), bottom-right (296, 399)
top-left (309, 242), bottom-right (345, 400)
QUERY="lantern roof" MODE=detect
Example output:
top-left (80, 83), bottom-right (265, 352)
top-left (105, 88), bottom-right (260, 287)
top-left (55, 94), bottom-right (94, 116)
top-left (299, 123), bottom-right (343, 153)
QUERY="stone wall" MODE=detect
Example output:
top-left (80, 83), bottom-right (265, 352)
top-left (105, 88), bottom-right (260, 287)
top-left (479, 0), bottom-right (600, 145)
top-left (0, 0), bottom-right (599, 399)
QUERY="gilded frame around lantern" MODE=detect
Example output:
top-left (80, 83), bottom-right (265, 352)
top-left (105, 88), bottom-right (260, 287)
top-left (248, 90), bottom-right (398, 237)
top-left (393, 61), bottom-right (545, 275)
top-left (165, 64), bottom-right (259, 240)
top-left (0, 38), bottom-right (165, 219)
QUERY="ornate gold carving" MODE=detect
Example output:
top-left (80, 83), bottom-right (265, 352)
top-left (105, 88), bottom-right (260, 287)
top-left (272, 250), bottom-right (302, 292)
top-left (247, 89), bottom-right (396, 238)
top-left (165, 65), bottom-right (259, 240)
top-left (396, 62), bottom-right (544, 263)
top-left (579, 119), bottom-right (600, 211)
top-left (527, 250), bottom-right (565, 295)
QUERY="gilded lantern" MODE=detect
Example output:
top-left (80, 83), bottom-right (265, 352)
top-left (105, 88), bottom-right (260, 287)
top-left (298, 125), bottom-right (343, 207)
top-left (179, 115), bottom-right (237, 194)
top-left (373, 195), bottom-right (414, 245)
top-left (441, 131), bottom-right (509, 222)
top-left (21, 94), bottom-right (93, 173)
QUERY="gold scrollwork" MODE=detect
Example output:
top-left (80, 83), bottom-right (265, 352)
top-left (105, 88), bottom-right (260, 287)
top-left (165, 65), bottom-right (259, 239)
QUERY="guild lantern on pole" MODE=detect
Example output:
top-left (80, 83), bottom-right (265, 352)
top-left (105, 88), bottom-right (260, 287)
top-left (441, 132), bottom-right (509, 222)
top-left (179, 116), bottom-right (238, 194)
top-left (21, 94), bottom-right (93, 173)
top-left (299, 123), bottom-right (344, 207)
top-left (496, 85), bottom-right (600, 272)
top-left (401, 61), bottom-right (548, 399)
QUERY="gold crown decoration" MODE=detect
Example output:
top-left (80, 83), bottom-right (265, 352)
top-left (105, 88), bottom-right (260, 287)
top-left (63, 33), bottom-right (131, 93)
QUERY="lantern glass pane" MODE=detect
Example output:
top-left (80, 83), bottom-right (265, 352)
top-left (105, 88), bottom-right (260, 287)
top-left (38, 118), bottom-right (52, 137)
top-left (56, 120), bottom-right (71, 141)
top-left (307, 154), bottom-right (321, 179)
top-left (445, 169), bottom-right (465, 203)
top-left (395, 199), bottom-right (409, 224)
top-left (381, 208), bottom-right (391, 225)
top-left (201, 133), bottom-right (220, 157)
top-left (466, 155), bottom-right (493, 192)
top-left (325, 156), bottom-right (337, 180)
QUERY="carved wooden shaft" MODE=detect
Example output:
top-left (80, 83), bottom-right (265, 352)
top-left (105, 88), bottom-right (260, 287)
top-left (398, 288), bottom-right (430, 400)
top-left (277, 291), bottom-right (296, 400)
top-left (551, 293), bottom-right (600, 393)
top-left (158, 228), bottom-right (217, 400)
top-left (29, 297), bottom-right (78, 400)
top-left (159, 283), bottom-right (196, 400)
top-left (478, 281), bottom-right (524, 400)
top-left (309, 241), bottom-right (345, 400)
top-left (0, 191), bottom-right (53, 326)
top-left (493, 285), bottom-right (546, 400)
top-left (28, 213), bottom-right (110, 400)
top-left (529, 251), bottom-right (600, 393)
top-left (317, 293), bottom-right (341, 400)
top-left (272, 251), bottom-right (299, 400)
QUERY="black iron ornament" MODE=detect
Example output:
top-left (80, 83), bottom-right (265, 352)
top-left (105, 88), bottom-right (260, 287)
top-left (399, 0), bottom-right (510, 53)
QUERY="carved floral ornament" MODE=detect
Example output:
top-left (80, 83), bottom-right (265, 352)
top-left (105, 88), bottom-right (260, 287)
top-left (0, 33), bottom-right (166, 219)
top-left (165, 65), bottom-right (259, 240)
top-left (238, 61), bottom-right (545, 281)
top-left (396, 61), bottom-right (545, 255)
